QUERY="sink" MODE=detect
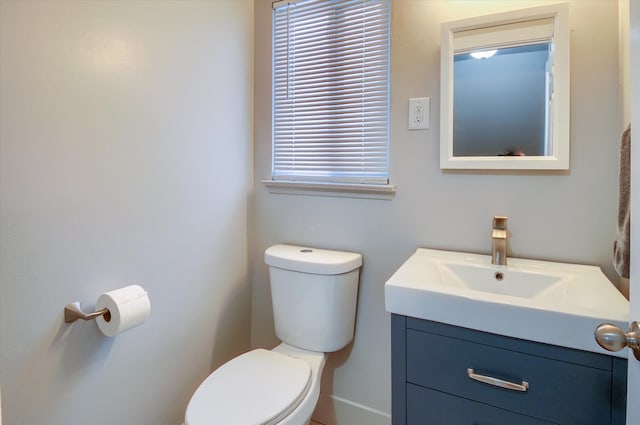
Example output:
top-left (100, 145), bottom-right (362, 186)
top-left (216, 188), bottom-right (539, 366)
top-left (385, 248), bottom-right (630, 356)
top-left (441, 262), bottom-right (566, 298)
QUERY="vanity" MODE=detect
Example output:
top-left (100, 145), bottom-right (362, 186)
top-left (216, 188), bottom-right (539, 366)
top-left (385, 248), bottom-right (629, 425)
top-left (392, 316), bottom-right (627, 425)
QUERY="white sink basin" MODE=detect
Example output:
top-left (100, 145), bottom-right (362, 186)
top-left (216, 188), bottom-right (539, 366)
top-left (441, 262), bottom-right (565, 298)
top-left (385, 248), bottom-right (630, 356)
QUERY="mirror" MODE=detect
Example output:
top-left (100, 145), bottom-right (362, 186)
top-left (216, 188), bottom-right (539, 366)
top-left (440, 4), bottom-right (570, 170)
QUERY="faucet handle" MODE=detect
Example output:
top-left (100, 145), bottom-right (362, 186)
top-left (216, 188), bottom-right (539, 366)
top-left (493, 215), bottom-right (508, 229)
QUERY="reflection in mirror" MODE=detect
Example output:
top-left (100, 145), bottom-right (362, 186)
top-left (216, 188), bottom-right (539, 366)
top-left (440, 4), bottom-right (570, 170)
top-left (454, 43), bottom-right (550, 157)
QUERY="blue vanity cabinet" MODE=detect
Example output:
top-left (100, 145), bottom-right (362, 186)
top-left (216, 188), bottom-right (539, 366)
top-left (391, 314), bottom-right (628, 425)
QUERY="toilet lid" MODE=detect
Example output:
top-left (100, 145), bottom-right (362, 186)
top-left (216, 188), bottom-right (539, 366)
top-left (185, 349), bottom-right (312, 425)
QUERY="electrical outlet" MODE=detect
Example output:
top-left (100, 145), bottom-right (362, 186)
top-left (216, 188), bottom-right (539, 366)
top-left (408, 97), bottom-right (430, 130)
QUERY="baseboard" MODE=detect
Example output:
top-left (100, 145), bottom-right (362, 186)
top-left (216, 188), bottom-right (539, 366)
top-left (312, 393), bottom-right (391, 425)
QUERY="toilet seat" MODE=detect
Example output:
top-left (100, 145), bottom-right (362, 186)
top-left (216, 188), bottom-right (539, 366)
top-left (185, 349), bottom-right (312, 425)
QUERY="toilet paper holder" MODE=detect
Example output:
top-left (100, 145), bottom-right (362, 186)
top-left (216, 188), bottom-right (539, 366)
top-left (64, 301), bottom-right (111, 323)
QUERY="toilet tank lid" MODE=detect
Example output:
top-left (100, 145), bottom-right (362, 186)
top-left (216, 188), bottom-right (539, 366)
top-left (265, 244), bottom-right (362, 275)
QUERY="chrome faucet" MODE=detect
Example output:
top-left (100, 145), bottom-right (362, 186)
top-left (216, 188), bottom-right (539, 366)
top-left (491, 216), bottom-right (508, 266)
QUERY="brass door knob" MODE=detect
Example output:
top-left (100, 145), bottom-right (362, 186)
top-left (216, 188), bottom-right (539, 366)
top-left (594, 321), bottom-right (640, 361)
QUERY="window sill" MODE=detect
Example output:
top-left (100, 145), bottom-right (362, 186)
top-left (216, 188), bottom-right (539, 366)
top-left (261, 180), bottom-right (396, 200)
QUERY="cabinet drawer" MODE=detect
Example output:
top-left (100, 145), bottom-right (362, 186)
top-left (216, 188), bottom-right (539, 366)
top-left (407, 329), bottom-right (612, 424)
top-left (407, 384), bottom-right (557, 425)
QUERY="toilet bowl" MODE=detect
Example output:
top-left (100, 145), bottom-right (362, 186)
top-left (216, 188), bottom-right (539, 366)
top-left (185, 344), bottom-right (325, 425)
top-left (184, 244), bottom-right (362, 425)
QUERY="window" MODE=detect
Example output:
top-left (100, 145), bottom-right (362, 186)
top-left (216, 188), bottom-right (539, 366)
top-left (271, 0), bottom-right (391, 187)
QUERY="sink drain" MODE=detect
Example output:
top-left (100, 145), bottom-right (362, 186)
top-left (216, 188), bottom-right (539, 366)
top-left (494, 271), bottom-right (504, 281)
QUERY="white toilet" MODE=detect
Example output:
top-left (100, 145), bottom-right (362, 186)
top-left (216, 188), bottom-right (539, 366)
top-left (185, 244), bottom-right (362, 425)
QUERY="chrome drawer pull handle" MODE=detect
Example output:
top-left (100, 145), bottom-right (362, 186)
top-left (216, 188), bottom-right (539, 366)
top-left (467, 368), bottom-right (529, 392)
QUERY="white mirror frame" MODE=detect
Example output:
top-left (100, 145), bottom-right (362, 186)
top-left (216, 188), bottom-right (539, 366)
top-left (440, 3), bottom-right (570, 170)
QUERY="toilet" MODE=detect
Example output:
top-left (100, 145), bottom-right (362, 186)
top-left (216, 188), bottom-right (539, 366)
top-left (185, 244), bottom-right (362, 425)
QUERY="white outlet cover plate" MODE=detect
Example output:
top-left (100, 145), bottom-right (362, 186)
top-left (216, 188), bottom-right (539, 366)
top-left (409, 97), bottom-right (430, 130)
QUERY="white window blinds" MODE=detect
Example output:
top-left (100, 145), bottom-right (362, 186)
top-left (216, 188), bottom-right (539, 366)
top-left (272, 0), bottom-right (390, 184)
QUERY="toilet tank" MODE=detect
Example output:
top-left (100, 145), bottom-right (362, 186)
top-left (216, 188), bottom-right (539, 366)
top-left (265, 244), bottom-right (362, 352)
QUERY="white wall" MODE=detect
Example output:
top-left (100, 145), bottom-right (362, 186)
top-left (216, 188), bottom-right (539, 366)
top-left (253, 0), bottom-right (624, 423)
top-left (0, 1), bottom-right (254, 424)
top-left (620, 0), bottom-right (631, 128)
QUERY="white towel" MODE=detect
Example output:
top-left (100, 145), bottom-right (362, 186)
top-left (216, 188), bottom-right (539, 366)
top-left (613, 124), bottom-right (630, 278)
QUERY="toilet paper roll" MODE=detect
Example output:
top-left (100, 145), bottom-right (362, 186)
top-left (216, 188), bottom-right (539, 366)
top-left (95, 285), bottom-right (150, 337)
